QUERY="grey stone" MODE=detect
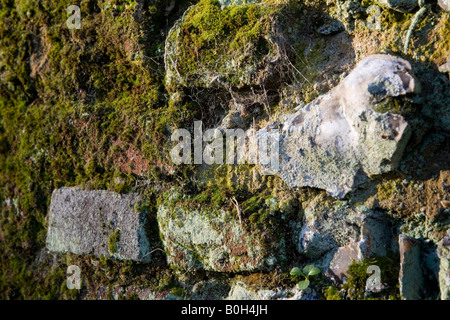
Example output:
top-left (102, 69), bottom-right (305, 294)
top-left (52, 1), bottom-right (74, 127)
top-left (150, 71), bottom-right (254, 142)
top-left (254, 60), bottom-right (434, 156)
top-left (323, 207), bottom-right (393, 282)
top-left (190, 280), bottom-right (231, 300)
top-left (376, 0), bottom-right (419, 13)
top-left (297, 196), bottom-right (361, 258)
top-left (219, 0), bottom-right (259, 7)
top-left (226, 282), bottom-right (260, 300)
top-left (225, 281), bottom-right (319, 300)
top-left (164, 1), bottom-right (284, 91)
top-left (157, 194), bottom-right (286, 272)
top-left (438, 0), bottom-right (450, 11)
top-left (437, 230), bottom-right (450, 299)
top-left (439, 56), bottom-right (450, 75)
top-left (327, 241), bottom-right (361, 282)
top-left (438, 258), bottom-right (450, 300)
top-left (438, 230), bottom-right (450, 260)
top-left (258, 54), bottom-right (415, 198)
top-left (358, 210), bottom-right (394, 257)
top-left (399, 234), bottom-right (424, 300)
top-left (46, 187), bottom-right (151, 262)
top-left (317, 19), bottom-right (346, 35)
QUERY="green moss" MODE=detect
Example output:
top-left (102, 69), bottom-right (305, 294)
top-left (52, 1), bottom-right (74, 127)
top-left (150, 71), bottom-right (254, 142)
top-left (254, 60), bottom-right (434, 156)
top-left (108, 229), bottom-right (121, 255)
top-left (169, 0), bottom-right (280, 88)
top-left (343, 254), bottom-right (400, 300)
top-left (372, 96), bottom-right (416, 115)
top-left (324, 285), bottom-right (342, 300)
top-left (376, 179), bottom-right (402, 201)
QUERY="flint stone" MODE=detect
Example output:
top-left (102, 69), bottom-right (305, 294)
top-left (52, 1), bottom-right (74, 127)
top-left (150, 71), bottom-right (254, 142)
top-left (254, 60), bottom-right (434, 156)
top-left (324, 207), bottom-right (393, 282)
top-left (46, 187), bottom-right (151, 262)
top-left (439, 56), bottom-right (450, 75)
top-left (327, 241), bottom-right (361, 281)
top-left (399, 234), bottom-right (423, 300)
top-left (437, 230), bottom-right (450, 299)
top-left (297, 196), bottom-right (361, 258)
top-left (376, 0), bottom-right (418, 12)
top-left (226, 281), bottom-right (319, 300)
top-left (157, 202), bottom-right (283, 272)
top-left (258, 54), bottom-right (415, 198)
top-left (219, 0), bottom-right (258, 6)
top-left (438, 0), bottom-right (450, 11)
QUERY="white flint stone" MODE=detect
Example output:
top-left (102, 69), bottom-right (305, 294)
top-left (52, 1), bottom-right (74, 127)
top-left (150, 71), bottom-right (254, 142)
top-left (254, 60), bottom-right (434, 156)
top-left (259, 54), bottom-right (416, 198)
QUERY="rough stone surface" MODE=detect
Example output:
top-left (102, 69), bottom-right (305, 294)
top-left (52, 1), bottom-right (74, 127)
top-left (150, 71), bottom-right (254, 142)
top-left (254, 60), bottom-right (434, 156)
top-left (164, 0), bottom-right (284, 91)
top-left (46, 187), bottom-right (151, 262)
top-left (438, 0), bottom-right (450, 11)
top-left (219, 0), bottom-right (259, 6)
top-left (327, 241), bottom-right (361, 281)
top-left (157, 195), bottom-right (285, 272)
top-left (225, 281), bottom-right (319, 300)
top-left (439, 56), bottom-right (450, 75)
top-left (376, 0), bottom-right (419, 12)
top-left (399, 234), bottom-right (424, 300)
top-left (437, 230), bottom-right (450, 299)
top-left (296, 196), bottom-right (361, 258)
top-left (258, 54), bottom-right (415, 198)
top-left (317, 19), bottom-right (346, 35)
top-left (190, 280), bottom-right (231, 300)
top-left (296, 194), bottom-right (395, 260)
top-left (358, 209), bottom-right (395, 258)
top-left (301, 200), bottom-right (395, 282)
top-left (226, 282), bottom-right (260, 300)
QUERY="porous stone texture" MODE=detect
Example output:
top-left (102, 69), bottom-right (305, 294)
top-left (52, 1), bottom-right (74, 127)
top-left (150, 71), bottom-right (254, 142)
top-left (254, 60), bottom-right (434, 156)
top-left (46, 187), bottom-right (151, 262)
top-left (296, 196), bottom-right (362, 258)
top-left (297, 196), bottom-right (395, 282)
top-left (399, 234), bottom-right (424, 300)
top-left (376, 0), bottom-right (419, 12)
top-left (438, 0), bottom-right (450, 11)
top-left (317, 18), bottom-right (346, 35)
top-left (258, 54), bottom-right (415, 198)
top-left (164, 0), bottom-right (285, 91)
top-left (327, 241), bottom-right (361, 281)
top-left (437, 230), bottom-right (450, 300)
top-left (225, 281), bottom-right (319, 300)
top-left (439, 56), bottom-right (450, 75)
top-left (157, 196), bottom-right (285, 272)
top-left (219, 0), bottom-right (259, 6)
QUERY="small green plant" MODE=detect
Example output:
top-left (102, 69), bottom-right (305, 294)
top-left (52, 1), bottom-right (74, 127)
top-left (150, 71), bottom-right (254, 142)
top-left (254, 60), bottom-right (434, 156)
top-left (290, 265), bottom-right (321, 290)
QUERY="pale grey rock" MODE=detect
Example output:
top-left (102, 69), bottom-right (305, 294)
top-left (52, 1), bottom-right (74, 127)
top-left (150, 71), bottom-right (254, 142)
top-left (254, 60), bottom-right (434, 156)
top-left (439, 56), bottom-right (450, 75)
top-left (438, 230), bottom-right (450, 260)
top-left (327, 241), bottom-right (361, 281)
top-left (326, 210), bottom-right (394, 282)
top-left (189, 280), bottom-right (231, 300)
top-left (296, 196), bottom-right (394, 260)
top-left (317, 19), bottom-right (346, 35)
top-left (439, 258), bottom-right (450, 300)
top-left (226, 282), bottom-right (260, 300)
top-left (296, 196), bottom-right (361, 258)
top-left (438, 0), bottom-right (450, 11)
top-left (399, 234), bottom-right (424, 300)
top-left (219, 0), bottom-right (259, 6)
top-left (157, 193), bottom-right (286, 272)
top-left (437, 230), bottom-right (450, 300)
top-left (259, 54), bottom-right (415, 198)
top-left (46, 187), bottom-right (151, 262)
top-left (376, 0), bottom-right (419, 12)
top-left (299, 200), bottom-right (394, 282)
top-left (358, 209), bottom-right (395, 258)
top-left (225, 281), bottom-right (319, 300)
